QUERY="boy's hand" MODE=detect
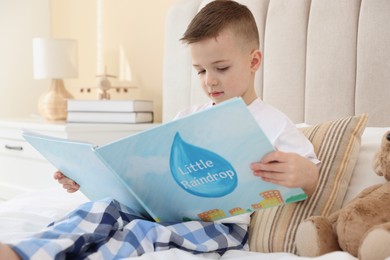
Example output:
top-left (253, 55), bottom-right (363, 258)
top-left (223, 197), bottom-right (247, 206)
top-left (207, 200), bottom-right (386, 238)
top-left (250, 151), bottom-right (319, 197)
top-left (53, 171), bottom-right (80, 193)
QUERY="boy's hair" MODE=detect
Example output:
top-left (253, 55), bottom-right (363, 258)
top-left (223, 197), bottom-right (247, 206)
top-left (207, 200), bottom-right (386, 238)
top-left (181, 0), bottom-right (259, 49)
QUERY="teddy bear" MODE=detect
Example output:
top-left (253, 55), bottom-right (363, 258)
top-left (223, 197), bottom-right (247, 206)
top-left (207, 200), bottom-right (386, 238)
top-left (295, 130), bottom-right (390, 260)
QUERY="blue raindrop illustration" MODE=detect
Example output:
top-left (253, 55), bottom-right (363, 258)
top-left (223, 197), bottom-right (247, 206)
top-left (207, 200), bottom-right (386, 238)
top-left (169, 132), bottom-right (237, 197)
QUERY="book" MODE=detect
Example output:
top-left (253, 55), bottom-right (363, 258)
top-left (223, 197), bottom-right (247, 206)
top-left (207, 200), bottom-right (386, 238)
top-left (23, 98), bottom-right (307, 222)
top-left (67, 111), bottom-right (153, 124)
top-left (67, 99), bottom-right (154, 112)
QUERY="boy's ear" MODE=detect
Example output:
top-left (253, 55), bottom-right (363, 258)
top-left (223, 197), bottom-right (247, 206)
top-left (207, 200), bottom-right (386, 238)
top-left (250, 50), bottom-right (262, 71)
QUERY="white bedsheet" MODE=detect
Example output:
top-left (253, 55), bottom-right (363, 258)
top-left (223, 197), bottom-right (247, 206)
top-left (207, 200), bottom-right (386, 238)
top-left (0, 187), bottom-right (89, 243)
top-left (0, 187), bottom-right (357, 259)
top-left (125, 249), bottom-right (357, 260)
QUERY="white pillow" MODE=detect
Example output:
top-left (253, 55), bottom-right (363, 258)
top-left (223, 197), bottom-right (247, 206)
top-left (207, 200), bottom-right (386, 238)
top-left (342, 127), bottom-right (390, 206)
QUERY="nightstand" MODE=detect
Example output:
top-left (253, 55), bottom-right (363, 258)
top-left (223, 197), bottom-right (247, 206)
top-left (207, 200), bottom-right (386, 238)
top-left (0, 118), bottom-right (156, 201)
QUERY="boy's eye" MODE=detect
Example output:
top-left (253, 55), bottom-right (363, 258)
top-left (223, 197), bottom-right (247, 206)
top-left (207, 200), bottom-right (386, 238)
top-left (197, 70), bottom-right (206, 75)
top-left (217, 67), bottom-right (229, 72)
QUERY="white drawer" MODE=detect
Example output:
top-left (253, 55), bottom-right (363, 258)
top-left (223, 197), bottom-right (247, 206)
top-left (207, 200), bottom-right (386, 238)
top-left (0, 138), bottom-right (46, 161)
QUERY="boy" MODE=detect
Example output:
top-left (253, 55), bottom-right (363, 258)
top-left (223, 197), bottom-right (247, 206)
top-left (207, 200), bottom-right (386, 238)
top-left (0, 0), bottom-right (319, 259)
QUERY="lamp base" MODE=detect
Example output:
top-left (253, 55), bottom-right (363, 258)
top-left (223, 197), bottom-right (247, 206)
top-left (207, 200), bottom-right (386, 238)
top-left (38, 79), bottom-right (73, 121)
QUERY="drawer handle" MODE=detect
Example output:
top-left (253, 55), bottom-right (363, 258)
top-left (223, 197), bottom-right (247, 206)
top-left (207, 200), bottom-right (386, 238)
top-left (5, 144), bottom-right (23, 151)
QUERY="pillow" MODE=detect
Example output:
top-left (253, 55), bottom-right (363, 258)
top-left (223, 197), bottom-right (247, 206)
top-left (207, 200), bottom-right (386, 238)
top-left (342, 127), bottom-right (390, 206)
top-left (248, 114), bottom-right (368, 254)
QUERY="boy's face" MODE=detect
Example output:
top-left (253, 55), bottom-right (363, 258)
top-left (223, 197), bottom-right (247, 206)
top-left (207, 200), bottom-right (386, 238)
top-left (189, 29), bottom-right (261, 105)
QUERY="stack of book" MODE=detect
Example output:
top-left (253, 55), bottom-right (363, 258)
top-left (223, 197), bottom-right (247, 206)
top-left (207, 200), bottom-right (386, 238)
top-left (67, 99), bottom-right (154, 124)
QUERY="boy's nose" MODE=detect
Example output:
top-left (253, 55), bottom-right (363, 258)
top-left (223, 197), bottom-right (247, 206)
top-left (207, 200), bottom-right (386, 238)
top-left (205, 74), bottom-right (217, 86)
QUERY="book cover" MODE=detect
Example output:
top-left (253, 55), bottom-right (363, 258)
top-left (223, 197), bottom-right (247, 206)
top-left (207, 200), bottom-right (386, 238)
top-left (67, 99), bottom-right (154, 112)
top-left (24, 98), bottom-right (307, 222)
top-left (67, 111), bottom-right (153, 124)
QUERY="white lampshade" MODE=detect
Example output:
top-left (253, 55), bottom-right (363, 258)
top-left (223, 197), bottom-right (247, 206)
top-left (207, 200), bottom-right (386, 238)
top-left (33, 38), bottom-right (78, 79)
top-left (32, 38), bottom-right (78, 121)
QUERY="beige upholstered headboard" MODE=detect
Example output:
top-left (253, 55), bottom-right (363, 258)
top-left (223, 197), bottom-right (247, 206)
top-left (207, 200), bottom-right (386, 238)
top-left (163, 0), bottom-right (390, 127)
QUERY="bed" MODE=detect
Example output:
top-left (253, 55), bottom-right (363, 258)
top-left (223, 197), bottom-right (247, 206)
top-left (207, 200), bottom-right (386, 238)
top-left (1, 0), bottom-right (390, 259)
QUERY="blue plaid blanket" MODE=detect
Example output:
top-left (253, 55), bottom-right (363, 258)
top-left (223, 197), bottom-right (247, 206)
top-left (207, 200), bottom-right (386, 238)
top-left (10, 199), bottom-right (248, 259)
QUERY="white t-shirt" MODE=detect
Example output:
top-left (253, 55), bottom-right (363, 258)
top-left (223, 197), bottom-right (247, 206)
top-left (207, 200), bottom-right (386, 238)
top-left (174, 98), bottom-right (319, 225)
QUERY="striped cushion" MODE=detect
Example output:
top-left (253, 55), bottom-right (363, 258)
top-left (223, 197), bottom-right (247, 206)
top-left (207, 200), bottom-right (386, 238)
top-left (248, 114), bottom-right (368, 253)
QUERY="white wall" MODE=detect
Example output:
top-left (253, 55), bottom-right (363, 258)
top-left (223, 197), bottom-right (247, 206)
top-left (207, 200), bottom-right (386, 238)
top-left (0, 0), bottom-right (51, 118)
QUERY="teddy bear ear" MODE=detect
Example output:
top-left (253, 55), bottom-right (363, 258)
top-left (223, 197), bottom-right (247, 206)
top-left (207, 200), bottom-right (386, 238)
top-left (372, 132), bottom-right (388, 176)
top-left (372, 155), bottom-right (383, 177)
top-left (372, 131), bottom-right (390, 179)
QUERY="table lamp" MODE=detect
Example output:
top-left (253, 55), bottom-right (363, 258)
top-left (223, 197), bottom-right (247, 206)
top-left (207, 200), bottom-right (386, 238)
top-left (33, 38), bottom-right (78, 120)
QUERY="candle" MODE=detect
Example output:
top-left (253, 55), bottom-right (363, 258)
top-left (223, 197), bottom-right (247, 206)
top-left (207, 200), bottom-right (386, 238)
top-left (96, 0), bottom-right (104, 75)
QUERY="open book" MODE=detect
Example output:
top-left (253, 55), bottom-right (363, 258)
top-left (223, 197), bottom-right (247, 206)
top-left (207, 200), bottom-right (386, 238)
top-left (23, 98), bottom-right (307, 222)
